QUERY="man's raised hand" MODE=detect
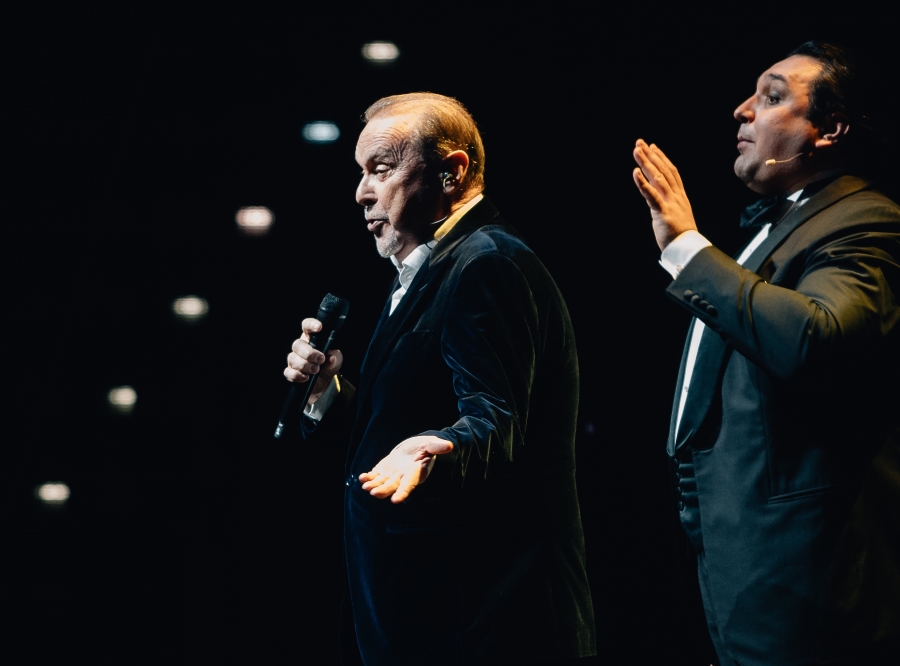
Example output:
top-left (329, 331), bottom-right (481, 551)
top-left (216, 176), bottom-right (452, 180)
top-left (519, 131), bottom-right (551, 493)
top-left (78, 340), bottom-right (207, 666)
top-left (632, 138), bottom-right (699, 250)
top-left (359, 436), bottom-right (454, 503)
top-left (284, 317), bottom-right (343, 405)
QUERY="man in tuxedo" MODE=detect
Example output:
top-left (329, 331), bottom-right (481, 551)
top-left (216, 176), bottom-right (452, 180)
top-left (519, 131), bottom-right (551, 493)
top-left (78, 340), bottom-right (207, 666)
top-left (284, 93), bottom-right (596, 665)
top-left (632, 42), bottom-right (900, 664)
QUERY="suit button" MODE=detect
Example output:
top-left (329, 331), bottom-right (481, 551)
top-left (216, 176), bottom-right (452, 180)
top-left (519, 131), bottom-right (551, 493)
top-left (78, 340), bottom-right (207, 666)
top-left (683, 290), bottom-right (694, 299)
top-left (698, 299), bottom-right (709, 308)
top-left (346, 474), bottom-right (355, 487)
top-left (706, 304), bottom-right (718, 317)
top-left (678, 501), bottom-right (685, 511)
top-left (674, 473), bottom-right (682, 483)
top-left (676, 486), bottom-right (684, 496)
top-left (691, 294), bottom-right (702, 305)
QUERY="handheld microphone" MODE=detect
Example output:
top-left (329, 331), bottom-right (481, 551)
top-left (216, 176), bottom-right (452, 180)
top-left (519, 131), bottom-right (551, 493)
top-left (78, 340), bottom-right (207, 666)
top-left (274, 293), bottom-right (349, 439)
top-left (765, 153), bottom-right (803, 166)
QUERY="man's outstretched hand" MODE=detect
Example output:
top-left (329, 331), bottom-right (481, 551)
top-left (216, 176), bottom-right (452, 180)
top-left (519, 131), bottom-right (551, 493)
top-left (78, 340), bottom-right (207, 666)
top-left (359, 436), bottom-right (454, 503)
top-left (632, 138), bottom-right (699, 251)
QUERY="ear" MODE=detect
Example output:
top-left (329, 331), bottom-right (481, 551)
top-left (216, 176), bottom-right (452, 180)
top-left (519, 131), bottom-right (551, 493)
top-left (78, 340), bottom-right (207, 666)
top-left (440, 150), bottom-right (471, 194)
top-left (815, 112), bottom-right (850, 149)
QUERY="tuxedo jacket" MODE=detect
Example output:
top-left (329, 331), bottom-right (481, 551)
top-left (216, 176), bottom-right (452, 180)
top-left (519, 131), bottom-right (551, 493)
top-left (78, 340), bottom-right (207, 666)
top-left (667, 175), bottom-right (900, 665)
top-left (327, 197), bottom-right (595, 665)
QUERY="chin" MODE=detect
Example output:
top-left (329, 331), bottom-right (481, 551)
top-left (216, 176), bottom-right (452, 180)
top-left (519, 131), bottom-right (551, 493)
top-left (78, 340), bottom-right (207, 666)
top-left (734, 159), bottom-right (763, 191)
top-left (375, 235), bottom-right (401, 259)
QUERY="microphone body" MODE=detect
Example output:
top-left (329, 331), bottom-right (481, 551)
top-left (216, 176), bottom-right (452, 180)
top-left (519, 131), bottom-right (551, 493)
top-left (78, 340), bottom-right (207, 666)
top-left (274, 294), bottom-right (349, 439)
top-left (765, 153), bottom-right (803, 166)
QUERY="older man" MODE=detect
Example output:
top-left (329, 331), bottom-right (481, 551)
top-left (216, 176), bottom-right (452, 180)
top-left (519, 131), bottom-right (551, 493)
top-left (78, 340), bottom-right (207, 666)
top-left (285, 93), bottom-right (596, 665)
top-left (633, 43), bottom-right (900, 664)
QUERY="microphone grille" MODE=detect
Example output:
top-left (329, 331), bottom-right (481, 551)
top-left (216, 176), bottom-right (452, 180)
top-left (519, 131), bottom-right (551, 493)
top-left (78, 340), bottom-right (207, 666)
top-left (317, 293), bottom-right (350, 329)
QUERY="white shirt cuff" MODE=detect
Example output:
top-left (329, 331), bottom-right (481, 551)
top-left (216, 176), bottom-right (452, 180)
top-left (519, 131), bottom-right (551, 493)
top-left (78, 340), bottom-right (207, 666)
top-left (303, 376), bottom-right (338, 422)
top-left (659, 230), bottom-right (712, 279)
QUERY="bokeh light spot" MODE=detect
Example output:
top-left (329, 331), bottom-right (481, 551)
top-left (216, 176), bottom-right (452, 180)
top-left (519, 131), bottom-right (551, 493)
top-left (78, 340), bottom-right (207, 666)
top-left (108, 386), bottom-right (137, 414)
top-left (36, 482), bottom-right (71, 505)
top-left (302, 121), bottom-right (340, 144)
top-left (361, 41), bottom-right (400, 63)
top-left (173, 296), bottom-right (209, 321)
top-left (236, 206), bottom-right (274, 236)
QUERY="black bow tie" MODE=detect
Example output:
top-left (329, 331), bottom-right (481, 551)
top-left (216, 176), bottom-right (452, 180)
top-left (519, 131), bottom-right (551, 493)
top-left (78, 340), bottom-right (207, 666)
top-left (739, 194), bottom-right (795, 229)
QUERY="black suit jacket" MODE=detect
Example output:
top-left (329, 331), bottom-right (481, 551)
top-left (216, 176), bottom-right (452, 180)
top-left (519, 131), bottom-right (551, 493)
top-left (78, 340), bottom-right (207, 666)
top-left (328, 197), bottom-right (595, 665)
top-left (667, 175), bottom-right (900, 665)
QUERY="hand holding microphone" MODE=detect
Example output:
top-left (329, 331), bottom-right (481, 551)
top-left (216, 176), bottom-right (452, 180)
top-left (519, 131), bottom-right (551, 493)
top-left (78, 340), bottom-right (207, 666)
top-left (276, 293), bottom-right (349, 439)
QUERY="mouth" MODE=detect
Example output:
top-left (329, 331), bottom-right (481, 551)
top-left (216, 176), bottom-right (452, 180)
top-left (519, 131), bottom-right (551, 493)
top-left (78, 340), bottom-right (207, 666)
top-left (737, 135), bottom-right (754, 149)
top-left (367, 219), bottom-right (387, 234)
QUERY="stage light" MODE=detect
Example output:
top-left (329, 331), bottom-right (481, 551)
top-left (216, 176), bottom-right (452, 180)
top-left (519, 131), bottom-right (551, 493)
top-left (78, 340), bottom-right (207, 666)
top-left (302, 121), bottom-right (340, 144)
top-left (36, 482), bottom-right (71, 506)
top-left (235, 206), bottom-right (274, 236)
top-left (362, 41), bottom-right (400, 63)
top-left (173, 296), bottom-right (209, 321)
top-left (108, 386), bottom-right (137, 414)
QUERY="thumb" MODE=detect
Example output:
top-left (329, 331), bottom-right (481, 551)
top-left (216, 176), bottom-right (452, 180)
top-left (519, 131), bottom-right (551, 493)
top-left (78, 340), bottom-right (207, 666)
top-left (424, 438), bottom-right (454, 456)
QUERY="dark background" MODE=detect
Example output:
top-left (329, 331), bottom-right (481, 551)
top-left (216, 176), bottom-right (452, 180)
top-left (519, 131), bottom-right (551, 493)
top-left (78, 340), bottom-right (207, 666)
top-left (2, 10), bottom-right (899, 664)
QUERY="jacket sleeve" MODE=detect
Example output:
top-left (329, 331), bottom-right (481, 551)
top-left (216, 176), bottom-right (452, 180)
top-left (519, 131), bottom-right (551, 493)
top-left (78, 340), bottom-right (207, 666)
top-left (667, 229), bottom-right (900, 380)
top-left (420, 251), bottom-right (541, 483)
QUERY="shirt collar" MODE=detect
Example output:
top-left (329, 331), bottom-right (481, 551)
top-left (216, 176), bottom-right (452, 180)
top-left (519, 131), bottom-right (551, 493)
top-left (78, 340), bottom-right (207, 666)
top-left (390, 240), bottom-right (437, 289)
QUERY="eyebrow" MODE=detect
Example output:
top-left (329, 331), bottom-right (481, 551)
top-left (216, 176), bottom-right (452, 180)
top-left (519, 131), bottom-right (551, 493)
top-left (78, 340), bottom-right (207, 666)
top-left (764, 73), bottom-right (787, 83)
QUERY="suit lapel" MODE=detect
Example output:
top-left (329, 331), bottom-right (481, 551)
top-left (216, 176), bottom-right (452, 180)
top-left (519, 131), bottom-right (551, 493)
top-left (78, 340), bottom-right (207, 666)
top-left (670, 175), bottom-right (872, 453)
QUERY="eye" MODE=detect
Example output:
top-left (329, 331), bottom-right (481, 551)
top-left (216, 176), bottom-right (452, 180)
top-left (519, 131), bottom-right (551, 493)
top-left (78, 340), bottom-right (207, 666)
top-left (375, 165), bottom-right (391, 179)
top-left (766, 93), bottom-right (781, 105)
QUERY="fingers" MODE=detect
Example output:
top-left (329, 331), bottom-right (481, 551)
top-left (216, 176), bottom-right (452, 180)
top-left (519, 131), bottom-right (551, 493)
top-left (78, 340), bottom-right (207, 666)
top-left (357, 436), bottom-right (454, 502)
top-left (291, 338), bottom-right (327, 365)
top-left (633, 167), bottom-right (663, 210)
top-left (647, 142), bottom-right (684, 190)
top-left (633, 139), bottom-right (681, 193)
top-left (323, 349), bottom-right (343, 374)
top-left (301, 318), bottom-right (323, 339)
top-left (424, 439), bottom-right (453, 455)
top-left (390, 473), bottom-right (422, 504)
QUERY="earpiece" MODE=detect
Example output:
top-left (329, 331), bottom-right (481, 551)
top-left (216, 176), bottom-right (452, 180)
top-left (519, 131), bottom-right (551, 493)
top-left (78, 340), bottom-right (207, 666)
top-left (441, 172), bottom-right (454, 187)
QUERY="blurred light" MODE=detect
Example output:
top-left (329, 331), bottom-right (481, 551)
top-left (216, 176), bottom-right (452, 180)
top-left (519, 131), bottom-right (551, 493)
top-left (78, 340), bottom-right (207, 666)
top-left (173, 296), bottom-right (209, 321)
top-left (36, 482), bottom-right (70, 505)
top-left (108, 385), bottom-right (137, 414)
top-left (584, 422), bottom-right (596, 435)
top-left (361, 41), bottom-right (400, 63)
top-left (302, 121), bottom-right (340, 144)
top-left (235, 206), bottom-right (274, 236)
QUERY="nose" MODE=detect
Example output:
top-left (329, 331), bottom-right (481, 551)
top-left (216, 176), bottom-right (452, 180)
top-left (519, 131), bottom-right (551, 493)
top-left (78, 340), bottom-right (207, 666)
top-left (356, 174), bottom-right (375, 207)
top-left (734, 95), bottom-right (754, 123)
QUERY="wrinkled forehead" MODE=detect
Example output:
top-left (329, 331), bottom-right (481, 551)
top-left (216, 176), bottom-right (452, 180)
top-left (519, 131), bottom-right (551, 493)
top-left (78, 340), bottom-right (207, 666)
top-left (355, 113), bottom-right (423, 163)
top-left (757, 54), bottom-right (822, 92)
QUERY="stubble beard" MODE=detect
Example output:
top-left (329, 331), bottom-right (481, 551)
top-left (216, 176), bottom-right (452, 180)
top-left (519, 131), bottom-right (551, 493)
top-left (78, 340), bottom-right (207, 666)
top-left (374, 225), bottom-right (402, 258)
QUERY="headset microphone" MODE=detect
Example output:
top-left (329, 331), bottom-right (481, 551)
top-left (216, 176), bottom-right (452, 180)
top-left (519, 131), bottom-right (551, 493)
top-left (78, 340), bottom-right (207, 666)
top-left (765, 153), bottom-right (803, 166)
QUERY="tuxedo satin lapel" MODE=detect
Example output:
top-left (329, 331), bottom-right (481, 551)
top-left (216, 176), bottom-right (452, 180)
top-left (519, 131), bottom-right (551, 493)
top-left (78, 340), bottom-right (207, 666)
top-left (667, 320), bottom-right (694, 456)
top-left (672, 325), bottom-right (729, 454)
top-left (744, 175), bottom-right (871, 273)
